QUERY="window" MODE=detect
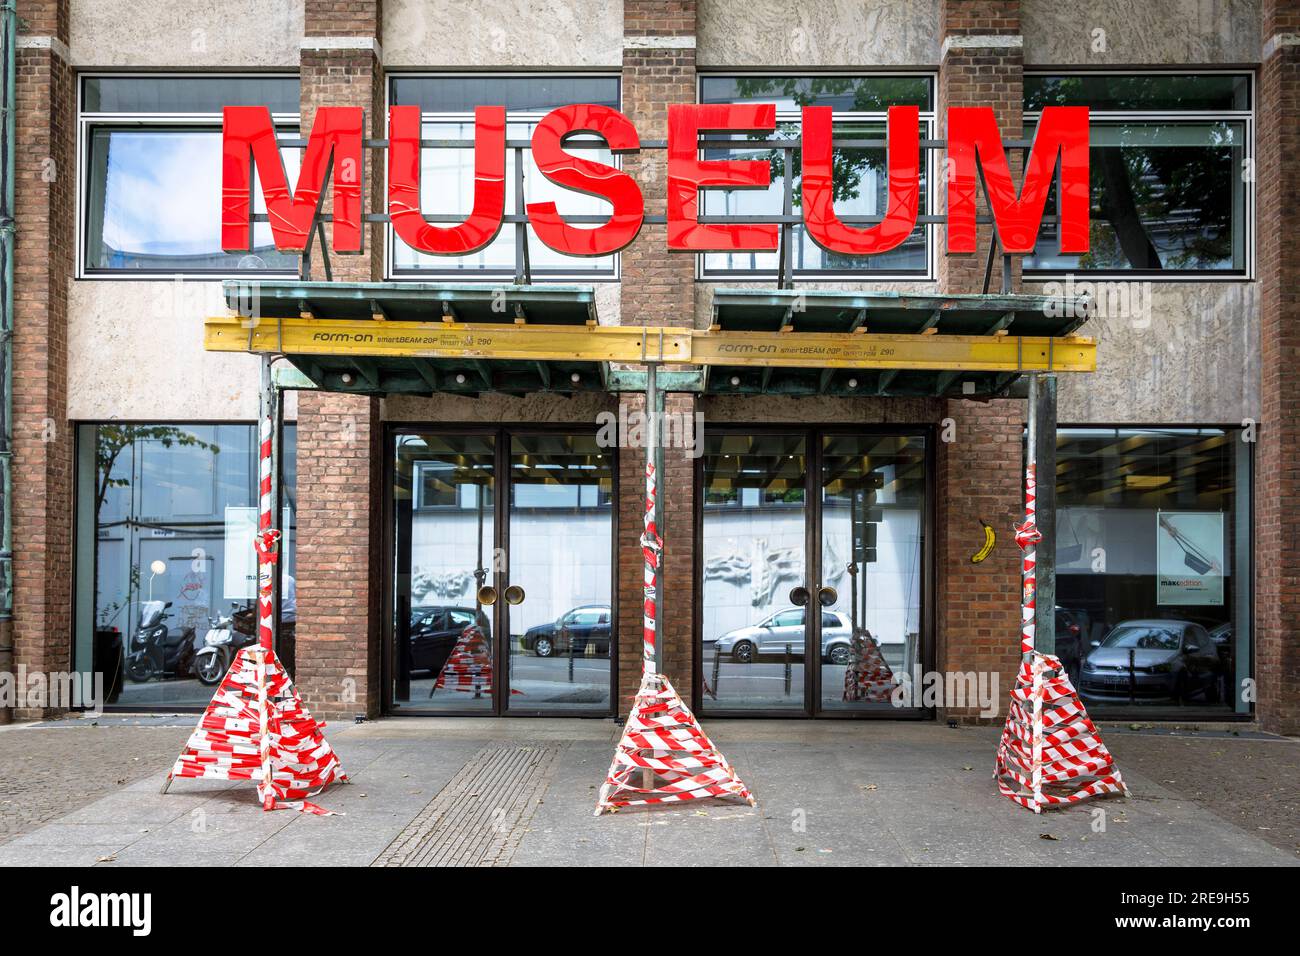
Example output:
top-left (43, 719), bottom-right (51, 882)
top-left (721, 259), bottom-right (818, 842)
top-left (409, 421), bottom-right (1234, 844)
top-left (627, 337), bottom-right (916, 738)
top-left (74, 423), bottom-right (297, 710)
top-left (388, 75), bottom-right (621, 280)
top-left (1052, 427), bottom-right (1251, 717)
top-left (1024, 73), bottom-right (1252, 276)
top-left (79, 75), bottom-right (302, 276)
top-left (697, 74), bottom-right (935, 279)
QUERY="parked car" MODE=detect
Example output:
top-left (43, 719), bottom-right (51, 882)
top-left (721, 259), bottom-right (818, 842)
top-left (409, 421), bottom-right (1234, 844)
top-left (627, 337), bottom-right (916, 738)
top-left (523, 605), bottom-right (611, 658)
top-left (712, 608), bottom-right (854, 664)
top-left (1079, 619), bottom-right (1222, 703)
top-left (408, 606), bottom-right (490, 674)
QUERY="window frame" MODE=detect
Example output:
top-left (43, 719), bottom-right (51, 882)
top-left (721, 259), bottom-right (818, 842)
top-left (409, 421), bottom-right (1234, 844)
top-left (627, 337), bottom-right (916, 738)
top-left (1022, 69), bottom-right (1255, 282)
top-left (694, 70), bottom-right (938, 283)
top-left (76, 72), bottom-right (303, 281)
top-left (1049, 422), bottom-right (1254, 721)
top-left (383, 71), bottom-right (624, 283)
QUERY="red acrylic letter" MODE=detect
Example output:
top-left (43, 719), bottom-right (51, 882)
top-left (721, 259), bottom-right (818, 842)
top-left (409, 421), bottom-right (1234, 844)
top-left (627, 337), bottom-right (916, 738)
top-left (667, 104), bottom-right (778, 252)
top-left (802, 105), bottom-right (919, 256)
top-left (946, 105), bottom-right (1089, 254)
top-left (388, 104), bottom-right (506, 256)
top-left (222, 105), bottom-right (363, 253)
top-left (526, 104), bottom-right (643, 257)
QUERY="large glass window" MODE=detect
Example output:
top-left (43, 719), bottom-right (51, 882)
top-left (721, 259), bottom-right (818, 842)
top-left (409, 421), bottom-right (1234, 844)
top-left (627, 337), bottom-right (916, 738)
top-left (1053, 427), bottom-right (1251, 717)
top-left (388, 75), bottom-right (621, 280)
top-left (75, 423), bottom-right (297, 710)
top-left (80, 75), bottom-right (302, 275)
top-left (697, 74), bottom-right (934, 279)
top-left (1024, 73), bottom-right (1251, 275)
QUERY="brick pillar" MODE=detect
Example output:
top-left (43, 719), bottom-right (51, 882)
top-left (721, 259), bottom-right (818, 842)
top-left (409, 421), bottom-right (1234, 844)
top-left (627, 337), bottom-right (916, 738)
top-left (935, 0), bottom-right (1025, 721)
top-left (11, 1), bottom-right (74, 717)
top-left (1254, 0), bottom-right (1300, 735)
top-left (617, 1), bottom-right (698, 711)
top-left (292, 0), bottom-right (385, 718)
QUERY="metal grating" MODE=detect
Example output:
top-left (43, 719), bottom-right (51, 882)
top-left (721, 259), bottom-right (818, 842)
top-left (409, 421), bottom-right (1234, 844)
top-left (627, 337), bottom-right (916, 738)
top-left (371, 745), bottom-right (558, 867)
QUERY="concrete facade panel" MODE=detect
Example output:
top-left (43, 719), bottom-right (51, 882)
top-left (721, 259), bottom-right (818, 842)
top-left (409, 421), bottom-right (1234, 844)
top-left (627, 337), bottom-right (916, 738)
top-left (1023, 0), bottom-right (1260, 65)
top-left (697, 0), bottom-right (941, 67)
top-left (69, 0), bottom-right (305, 67)
top-left (382, 0), bottom-right (624, 67)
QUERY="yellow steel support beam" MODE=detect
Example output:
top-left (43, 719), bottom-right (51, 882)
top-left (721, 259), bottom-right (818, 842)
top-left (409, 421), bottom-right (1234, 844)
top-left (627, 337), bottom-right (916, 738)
top-left (205, 315), bottom-right (1095, 373)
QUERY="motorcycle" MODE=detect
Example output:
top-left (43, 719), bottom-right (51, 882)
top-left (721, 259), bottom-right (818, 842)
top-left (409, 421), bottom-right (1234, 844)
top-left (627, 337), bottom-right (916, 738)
top-left (194, 604), bottom-right (259, 686)
top-left (125, 600), bottom-right (198, 683)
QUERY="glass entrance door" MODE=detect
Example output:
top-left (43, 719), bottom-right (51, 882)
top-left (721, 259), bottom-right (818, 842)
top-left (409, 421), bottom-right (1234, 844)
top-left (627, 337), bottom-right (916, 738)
top-left (389, 427), bottom-right (615, 715)
top-left (699, 427), bottom-right (929, 717)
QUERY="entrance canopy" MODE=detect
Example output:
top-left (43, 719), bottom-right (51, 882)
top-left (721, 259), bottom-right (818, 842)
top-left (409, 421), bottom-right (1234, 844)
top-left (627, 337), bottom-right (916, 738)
top-left (206, 280), bottom-right (1094, 397)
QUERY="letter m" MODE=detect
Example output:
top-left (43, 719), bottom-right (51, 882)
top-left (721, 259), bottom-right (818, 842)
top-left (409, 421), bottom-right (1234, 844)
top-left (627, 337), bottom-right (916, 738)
top-left (222, 105), bottom-right (364, 254)
top-left (946, 106), bottom-right (1089, 254)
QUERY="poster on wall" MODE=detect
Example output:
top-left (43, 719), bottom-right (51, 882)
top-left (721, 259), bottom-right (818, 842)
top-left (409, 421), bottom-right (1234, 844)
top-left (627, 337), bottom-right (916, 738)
top-left (1156, 511), bottom-right (1225, 606)
top-left (224, 506), bottom-right (292, 600)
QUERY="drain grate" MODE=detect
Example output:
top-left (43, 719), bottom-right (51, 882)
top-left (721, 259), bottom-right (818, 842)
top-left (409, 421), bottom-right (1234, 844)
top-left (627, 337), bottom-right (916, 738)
top-left (372, 745), bottom-right (558, 867)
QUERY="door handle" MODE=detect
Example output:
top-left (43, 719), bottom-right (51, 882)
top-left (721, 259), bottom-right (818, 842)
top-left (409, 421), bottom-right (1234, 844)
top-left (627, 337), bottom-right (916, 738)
top-left (504, 584), bottom-right (525, 606)
top-left (817, 585), bottom-right (838, 607)
top-left (788, 586), bottom-right (809, 607)
top-left (477, 585), bottom-right (498, 606)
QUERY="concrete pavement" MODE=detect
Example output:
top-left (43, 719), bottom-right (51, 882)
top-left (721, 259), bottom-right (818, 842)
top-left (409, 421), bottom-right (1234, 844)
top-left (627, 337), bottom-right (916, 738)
top-left (0, 716), bottom-right (1295, 866)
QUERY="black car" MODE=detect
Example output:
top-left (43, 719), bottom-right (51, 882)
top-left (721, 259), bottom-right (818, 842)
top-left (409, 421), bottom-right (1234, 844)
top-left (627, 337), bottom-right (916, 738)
top-left (1079, 619), bottom-right (1222, 703)
top-left (408, 606), bottom-right (490, 674)
top-left (523, 605), bottom-right (611, 658)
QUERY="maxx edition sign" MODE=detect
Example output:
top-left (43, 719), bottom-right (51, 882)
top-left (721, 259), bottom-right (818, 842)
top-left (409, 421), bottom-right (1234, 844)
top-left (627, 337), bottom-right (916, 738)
top-left (221, 103), bottom-right (1090, 259)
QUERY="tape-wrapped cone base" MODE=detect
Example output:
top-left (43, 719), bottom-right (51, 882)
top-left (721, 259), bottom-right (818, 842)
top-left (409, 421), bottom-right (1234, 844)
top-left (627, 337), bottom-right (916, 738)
top-left (164, 646), bottom-right (346, 814)
top-left (842, 628), bottom-right (897, 703)
top-left (596, 671), bottom-right (755, 815)
top-left (995, 653), bottom-right (1129, 812)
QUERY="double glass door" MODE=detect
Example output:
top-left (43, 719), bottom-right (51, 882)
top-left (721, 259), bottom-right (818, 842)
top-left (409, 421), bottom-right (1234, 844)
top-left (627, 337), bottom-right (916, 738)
top-left (390, 428), bottom-right (614, 714)
top-left (699, 428), bottom-right (929, 716)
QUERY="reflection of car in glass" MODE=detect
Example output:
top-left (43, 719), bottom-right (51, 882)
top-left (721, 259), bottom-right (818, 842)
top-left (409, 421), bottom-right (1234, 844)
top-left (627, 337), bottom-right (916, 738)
top-left (712, 608), bottom-right (854, 664)
top-left (409, 606), bottom-right (490, 674)
top-left (523, 605), bottom-right (611, 658)
top-left (1079, 619), bottom-right (1221, 703)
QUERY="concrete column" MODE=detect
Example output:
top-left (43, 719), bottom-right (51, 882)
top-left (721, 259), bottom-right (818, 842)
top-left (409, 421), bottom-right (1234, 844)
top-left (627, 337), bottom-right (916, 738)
top-left (292, 0), bottom-right (385, 718)
top-left (935, 0), bottom-right (1026, 722)
top-left (11, 1), bottom-right (74, 718)
top-left (1254, 0), bottom-right (1300, 735)
top-left (616, 2), bottom-right (700, 711)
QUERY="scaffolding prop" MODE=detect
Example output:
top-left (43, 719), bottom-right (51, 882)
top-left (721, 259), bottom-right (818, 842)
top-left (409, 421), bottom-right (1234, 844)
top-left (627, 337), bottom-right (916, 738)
top-left (994, 375), bottom-right (1128, 812)
top-left (595, 363), bottom-right (755, 815)
top-left (161, 356), bottom-right (347, 812)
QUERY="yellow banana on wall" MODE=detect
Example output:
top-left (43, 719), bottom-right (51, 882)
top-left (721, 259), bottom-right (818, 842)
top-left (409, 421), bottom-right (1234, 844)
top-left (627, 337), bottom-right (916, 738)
top-left (971, 519), bottom-right (996, 563)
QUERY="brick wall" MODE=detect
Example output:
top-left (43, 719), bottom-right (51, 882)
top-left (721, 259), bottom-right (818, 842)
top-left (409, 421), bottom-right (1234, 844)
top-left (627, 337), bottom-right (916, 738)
top-left (1254, 0), bottom-right (1300, 734)
top-left (617, 2), bottom-right (699, 711)
top-left (293, 1), bottom-right (385, 718)
top-left (11, 1), bottom-right (74, 717)
top-left (935, 0), bottom-right (1025, 721)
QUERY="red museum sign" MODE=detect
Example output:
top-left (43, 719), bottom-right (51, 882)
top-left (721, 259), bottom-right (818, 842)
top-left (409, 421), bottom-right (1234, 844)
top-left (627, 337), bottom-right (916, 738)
top-left (220, 103), bottom-right (1090, 258)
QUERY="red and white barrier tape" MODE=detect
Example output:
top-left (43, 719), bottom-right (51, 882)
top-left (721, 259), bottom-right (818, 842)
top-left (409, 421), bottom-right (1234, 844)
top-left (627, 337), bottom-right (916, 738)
top-left (165, 646), bottom-right (346, 814)
top-left (994, 463), bottom-right (1128, 812)
top-left (596, 458), bottom-right (754, 814)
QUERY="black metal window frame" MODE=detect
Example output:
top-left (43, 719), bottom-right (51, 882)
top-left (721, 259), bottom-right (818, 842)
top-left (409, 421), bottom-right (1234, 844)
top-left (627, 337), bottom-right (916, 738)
top-left (1044, 422), bottom-right (1254, 721)
top-left (693, 422), bottom-right (936, 720)
top-left (694, 71), bottom-right (939, 283)
top-left (383, 71), bottom-right (624, 284)
top-left (382, 422), bottom-right (620, 718)
top-left (76, 72), bottom-right (303, 281)
top-left (1022, 69), bottom-right (1255, 281)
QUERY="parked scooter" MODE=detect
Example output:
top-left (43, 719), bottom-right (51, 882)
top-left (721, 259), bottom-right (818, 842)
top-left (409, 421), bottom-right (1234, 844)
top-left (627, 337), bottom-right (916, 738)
top-left (194, 603), bottom-right (259, 685)
top-left (125, 600), bottom-right (198, 683)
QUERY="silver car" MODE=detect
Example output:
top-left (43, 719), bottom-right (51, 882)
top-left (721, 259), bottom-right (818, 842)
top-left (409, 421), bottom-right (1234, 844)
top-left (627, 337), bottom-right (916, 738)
top-left (711, 608), bottom-right (854, 664)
